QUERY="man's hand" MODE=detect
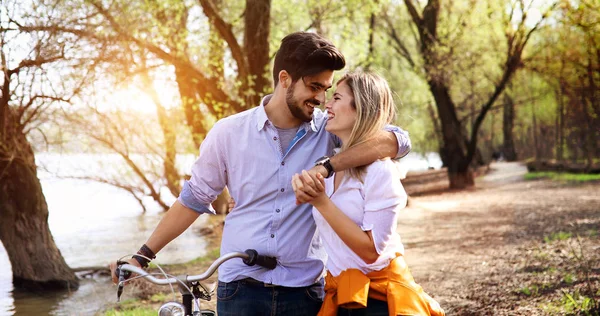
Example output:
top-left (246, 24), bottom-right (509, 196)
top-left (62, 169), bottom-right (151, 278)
top-left (110, 258), bottom-right (141, 285)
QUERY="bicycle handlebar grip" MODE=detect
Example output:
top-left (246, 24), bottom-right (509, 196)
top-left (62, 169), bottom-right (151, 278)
top-left (115, 260), bottom-right (132, 302)
top-left (242, 249), bottom-right (277, 270)
top-left (115, 261), bottom-right (132, 280)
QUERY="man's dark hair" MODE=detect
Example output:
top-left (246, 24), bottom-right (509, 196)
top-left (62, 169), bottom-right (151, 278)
top-left (273, 32), bottom-right (346, 87)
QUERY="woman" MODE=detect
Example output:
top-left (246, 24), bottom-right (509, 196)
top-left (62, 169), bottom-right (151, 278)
top-left (292, 72), bottom-right (444, 316)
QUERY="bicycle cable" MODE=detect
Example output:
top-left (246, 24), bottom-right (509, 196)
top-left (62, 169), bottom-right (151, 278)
top-left (117, 253), bottom-right (194, 309)
top-left (126, 272), bottom-right (201, 312)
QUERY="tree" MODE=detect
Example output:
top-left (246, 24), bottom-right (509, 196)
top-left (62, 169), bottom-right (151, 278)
top-left (528, 0), bottom-right (599, 166)
top-left (0, 0), bottom-right (83, 290)
top-left (383, 0), bottom-right (556, 188)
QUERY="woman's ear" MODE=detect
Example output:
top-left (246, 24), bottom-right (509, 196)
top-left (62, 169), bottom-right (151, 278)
top-left (279, 70), bottom-right (292, 89)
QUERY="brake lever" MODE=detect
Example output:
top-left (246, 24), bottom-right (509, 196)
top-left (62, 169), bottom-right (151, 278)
top-left (116, 260), bottom-right (131, 302)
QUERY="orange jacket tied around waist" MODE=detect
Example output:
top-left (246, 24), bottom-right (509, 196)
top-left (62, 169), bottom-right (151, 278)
top-left (318, 255), bottom-right (445, 316)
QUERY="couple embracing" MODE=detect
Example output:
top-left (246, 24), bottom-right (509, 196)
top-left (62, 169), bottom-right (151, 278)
top-left (112, 31), bottom-right (444, 316)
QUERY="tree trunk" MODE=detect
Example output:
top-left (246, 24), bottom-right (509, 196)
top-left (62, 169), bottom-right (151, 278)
top-left (429, 81), bottom-right (474, 188)
top-left (502, 93), bottom-right (518, 161)
top-left (365, 12), bottom-right (376, 71)
top-left (531, 99), bottom-right (539, 160)
top-left (0, 124), bottom-right (78, 291)
top-left (555, 85), bottom-right (563, 161)
top-left (585, 52), bottom-right (597, 169)
top-left (556, 60), bottom-right (566, 162)
top-left (243, 0), bottom-right (271, 107)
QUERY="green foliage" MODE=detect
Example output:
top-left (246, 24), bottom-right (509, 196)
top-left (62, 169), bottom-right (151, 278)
top-left (520, 285), bottom-right (539, 296)
top-left (559, 291), bottom-right (595, 315)
top-left (544, 231), bottom-right (573, 243)
top-left (563, 273), bottom-right (576, 285)
top-left (525, 172), bottom-right (600, 182)
top-left (13, 0), bottom-right (600, 205)
top-left (149, 293), bottom-right (169, 303)
top-left (525, 0), bottom-right (600, 162)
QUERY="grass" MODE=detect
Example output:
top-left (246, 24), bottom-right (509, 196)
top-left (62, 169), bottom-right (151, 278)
top-left (104, 307), bottom-right (156, 316)
top-left (533, 231), bottom-right (600, 315)
top-left (563, 273), bottom-right (576, 285)
top-left (525, 172), bottom-right (600, 182)
top-left (103, 298), bottom-right (155, 316)
top-left (544, 231), bottom-right (573, 243)
top-left (519, 285), bottom-right (539, 297)
top-left (540, 290), bottom-right (599, 315)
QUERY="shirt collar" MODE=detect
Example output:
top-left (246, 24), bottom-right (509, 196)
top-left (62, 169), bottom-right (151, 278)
top-left (255, 94), bottom-right (321, 134)
top-left (255, 95), bottom-right (271, 131)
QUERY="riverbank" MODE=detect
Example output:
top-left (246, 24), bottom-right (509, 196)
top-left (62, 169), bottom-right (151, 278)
top-left (103, 162), bottom-right (600, 315)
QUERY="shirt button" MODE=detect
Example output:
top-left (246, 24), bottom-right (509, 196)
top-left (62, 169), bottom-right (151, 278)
top-left (280, 188), bottom-right (285, 192)
top-left (281, 161), bottom-right (285, 166)
top-left (271, 234), bottom-right (275, 238)
top-left (273, 136), bottom-right (277, 141)
top-left (276, 209), bottom-right (280, 213)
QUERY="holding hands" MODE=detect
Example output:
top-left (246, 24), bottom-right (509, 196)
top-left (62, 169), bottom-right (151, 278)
top-left (292, 168), bottom-right (329, 207)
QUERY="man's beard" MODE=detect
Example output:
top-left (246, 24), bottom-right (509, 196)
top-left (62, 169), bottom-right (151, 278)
top-left (286, 83), bottom-right (319, 123)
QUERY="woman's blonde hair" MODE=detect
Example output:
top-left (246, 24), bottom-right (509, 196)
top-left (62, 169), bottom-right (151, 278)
top-left (338, 72), bottom-right (397, 181)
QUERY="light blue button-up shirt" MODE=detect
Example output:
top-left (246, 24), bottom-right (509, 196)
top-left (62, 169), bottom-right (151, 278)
top-left (178, 95), bottom-right (411, 287)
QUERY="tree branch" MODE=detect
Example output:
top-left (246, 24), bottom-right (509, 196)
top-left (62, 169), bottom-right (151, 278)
top-left (466, 1), bottom-right (558, 162)
top-left (87, 1), bottom-right (240, 111)
top-left (383, 14), bottom-right (416, 68)
top-left (403, 0), bottom-right (423, 25)
top-left (1, 37), bottom-right (9, 135)
top-left (197, 0), bottom-right (249, 82)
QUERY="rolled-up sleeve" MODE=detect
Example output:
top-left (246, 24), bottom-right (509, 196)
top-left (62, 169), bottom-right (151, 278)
top-left (361, 161), bottom-right (408, 254)
top-left (384, 125), bottom-right (412, 158)
top-left (177, 122), bottom-right (228, 215)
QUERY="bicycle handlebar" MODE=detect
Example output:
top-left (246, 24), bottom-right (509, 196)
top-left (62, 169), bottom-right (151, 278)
top-left (116, 249), bottom-right (277, 286)
top-left (242, 249), bottom-right (277, 270)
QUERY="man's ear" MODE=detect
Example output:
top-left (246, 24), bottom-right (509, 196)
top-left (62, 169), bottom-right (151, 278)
top-left (278, 70), bottom-right (292, 89)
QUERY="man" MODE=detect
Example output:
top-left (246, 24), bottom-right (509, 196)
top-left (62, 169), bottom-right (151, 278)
top-left (111, 32), bottom-right (411, 316)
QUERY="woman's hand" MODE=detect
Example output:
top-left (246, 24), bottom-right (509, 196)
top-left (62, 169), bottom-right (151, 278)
top-left (292, 169), bottom-right (328, 206)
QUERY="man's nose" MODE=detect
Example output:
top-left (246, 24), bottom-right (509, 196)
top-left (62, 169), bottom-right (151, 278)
top-left (316, 91), bottom-right (326, 104)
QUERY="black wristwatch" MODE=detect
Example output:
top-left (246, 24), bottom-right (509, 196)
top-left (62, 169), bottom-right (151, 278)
top-left (314, 156), bottom-right (334, 178)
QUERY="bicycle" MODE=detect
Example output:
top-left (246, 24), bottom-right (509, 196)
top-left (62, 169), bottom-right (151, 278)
top-left (115, 249), bottom-right (277, 316)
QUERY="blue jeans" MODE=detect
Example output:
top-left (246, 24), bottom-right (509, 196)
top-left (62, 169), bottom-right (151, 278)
top-left (217, 278), bottom-right (324, 316)
top-left (337, 297), bottom-right (389, 316)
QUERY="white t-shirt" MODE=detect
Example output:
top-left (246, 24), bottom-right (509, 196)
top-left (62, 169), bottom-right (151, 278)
top-left (312, 159), bottom-right (407, 277)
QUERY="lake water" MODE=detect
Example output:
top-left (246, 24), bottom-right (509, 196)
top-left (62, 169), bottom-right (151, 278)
top-left (0, 152), bottom-right (441, 315)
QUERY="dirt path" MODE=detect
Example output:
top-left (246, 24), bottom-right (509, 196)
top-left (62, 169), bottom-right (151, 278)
top-left (400, 162), bottom-right (600, 315)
